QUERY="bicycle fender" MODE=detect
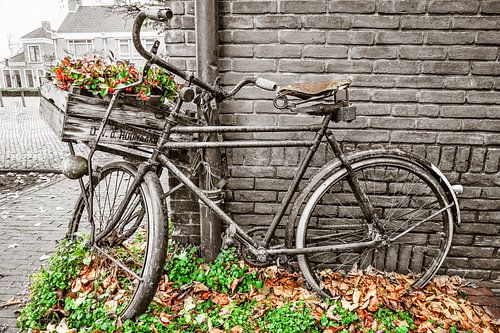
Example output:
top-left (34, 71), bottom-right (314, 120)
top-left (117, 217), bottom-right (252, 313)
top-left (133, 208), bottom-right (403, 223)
top-left (427, 163), bottom-right (461, 226)
top-left (285, 148), bottom-right (460, 248)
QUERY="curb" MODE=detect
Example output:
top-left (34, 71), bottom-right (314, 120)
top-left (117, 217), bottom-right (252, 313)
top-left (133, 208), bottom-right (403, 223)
top-left (0, 175), bottom-right (67, 208)
top-left (0, 169), bottom-right (62, 174)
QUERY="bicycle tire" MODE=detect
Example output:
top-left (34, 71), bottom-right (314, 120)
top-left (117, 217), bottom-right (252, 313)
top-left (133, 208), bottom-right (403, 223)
top-left (67, 161), bottom-right (167, 321)
top-left (296, 151), bottom-right (454, 295)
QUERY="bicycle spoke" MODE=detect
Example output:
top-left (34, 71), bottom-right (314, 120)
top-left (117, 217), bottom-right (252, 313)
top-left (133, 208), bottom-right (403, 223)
top-left (108, 171), bottom-right (127, 222)
top-left (385, 173), bottom-right (419, 223)
top-left (389, 203), bottom-right (453, 242)
top-left (307, 229), bottom-right (364, 242)
top-left (386, 199), bottom-right (440, 239)
top-left (94, 245), bottom-right (143, 282)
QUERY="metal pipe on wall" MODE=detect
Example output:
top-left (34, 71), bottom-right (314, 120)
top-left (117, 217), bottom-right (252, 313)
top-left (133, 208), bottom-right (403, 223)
top-left (195, 0), bottom-right (222, 262)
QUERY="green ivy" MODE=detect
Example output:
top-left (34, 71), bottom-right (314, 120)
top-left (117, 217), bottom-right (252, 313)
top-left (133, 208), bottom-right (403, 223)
top-left (374, 308), bottom-right (415, 333)
top-left (260, 301), bottom-right (319, 333)
top-left (17, 240), bottom-right (89, 330)
top-left (320, 300), bottom-right (359, 329)
top-left (166, 246), bottom-right (204, 287)
top-left (166, 247), bottom-right (263, 294)
top-left (18, 240), bottom-right (427, 333)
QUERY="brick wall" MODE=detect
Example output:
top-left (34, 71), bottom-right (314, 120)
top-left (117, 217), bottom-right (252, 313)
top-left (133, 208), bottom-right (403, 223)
top-left (163, 0), bottom-right (500, 284)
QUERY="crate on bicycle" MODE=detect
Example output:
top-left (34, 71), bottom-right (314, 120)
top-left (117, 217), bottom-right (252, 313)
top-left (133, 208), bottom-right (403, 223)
top-left (39, 56), bottom-right (195, 151)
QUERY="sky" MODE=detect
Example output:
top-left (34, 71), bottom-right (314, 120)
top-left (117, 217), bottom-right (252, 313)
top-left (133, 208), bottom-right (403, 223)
top-left (0, 0), bottom-right (114, 59)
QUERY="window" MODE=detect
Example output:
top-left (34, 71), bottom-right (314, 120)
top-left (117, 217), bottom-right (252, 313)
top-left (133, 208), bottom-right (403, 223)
top-left (144, 39), bottom-right (156, 53)
top-left (3, 70), bottom-right (12, 88)
top-left (118, 39), bottom-right (132, 59)
top-left (37, 69), bottom-right (45, 85)
top-left (28, 45), bottom-right (41, 62)
top-left (117, 39), bottom-right (156, 60)
top-left (68, 40), bottom-right (93, 57)
top-left (25, 69), bottom-right (35, 88)
top-left (12, 69), bottom-right (22, 88)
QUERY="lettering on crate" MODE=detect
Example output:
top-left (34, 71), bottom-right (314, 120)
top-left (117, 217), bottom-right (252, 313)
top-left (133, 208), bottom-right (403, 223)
top-left (89, 126), bottom-right (158, 144)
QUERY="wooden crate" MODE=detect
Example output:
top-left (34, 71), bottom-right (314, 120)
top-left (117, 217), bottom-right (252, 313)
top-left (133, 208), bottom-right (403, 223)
top-left (39, 80), bottom-right (171, 148)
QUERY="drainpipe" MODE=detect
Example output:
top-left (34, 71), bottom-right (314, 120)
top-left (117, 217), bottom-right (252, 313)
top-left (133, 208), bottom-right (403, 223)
top-left (195, 0), bottom-right (222, 262)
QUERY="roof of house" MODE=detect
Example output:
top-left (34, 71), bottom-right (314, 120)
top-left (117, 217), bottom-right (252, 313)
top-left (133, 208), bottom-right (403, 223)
top-left (57, 6), bottom-right (140, 33)
top-left (22, 27), bottom-right (53, 39)
top-left (9, 52), bottom-right (26, 62)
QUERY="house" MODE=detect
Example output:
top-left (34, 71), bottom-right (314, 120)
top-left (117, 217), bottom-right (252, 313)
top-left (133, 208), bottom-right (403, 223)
top-left (0, 21), bottom-right (55, 89)
top-left (0, 0), bottom-right (165, 89)
top-left (54, 0), bottom-right (164, 66)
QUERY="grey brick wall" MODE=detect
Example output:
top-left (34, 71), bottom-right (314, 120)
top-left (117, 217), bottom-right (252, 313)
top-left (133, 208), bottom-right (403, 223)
top-left (163, 0), bottom-right (500, 284)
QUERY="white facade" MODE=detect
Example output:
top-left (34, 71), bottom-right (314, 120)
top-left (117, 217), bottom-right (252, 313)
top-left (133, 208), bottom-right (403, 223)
top-left (0, 1), bottom-right (166, 88)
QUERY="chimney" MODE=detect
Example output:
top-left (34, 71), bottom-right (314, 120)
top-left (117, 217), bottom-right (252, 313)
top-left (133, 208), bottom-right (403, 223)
top-left (41, 21), bottom-right (51, 31)
top-left (68, 0), bottom-right (82, 12)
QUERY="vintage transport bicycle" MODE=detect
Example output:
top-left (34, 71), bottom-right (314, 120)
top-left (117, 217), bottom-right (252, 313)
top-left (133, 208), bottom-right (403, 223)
top-left (39, 7), bottom-right (463, 320)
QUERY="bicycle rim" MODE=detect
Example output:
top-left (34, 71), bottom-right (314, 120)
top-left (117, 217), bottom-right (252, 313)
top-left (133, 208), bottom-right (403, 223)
top-left (68, 161), bottom-right (167, 320)
top-left (296, 154), bottom-right (454, 294)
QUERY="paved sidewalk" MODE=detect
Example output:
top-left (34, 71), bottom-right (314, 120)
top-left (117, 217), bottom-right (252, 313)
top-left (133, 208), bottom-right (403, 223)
top-left (0, 177), bottom-right (79, 332)
top-left (0, 96), bottom-right (122, 331)
top-left (0, 97), bottom-right (69, 171)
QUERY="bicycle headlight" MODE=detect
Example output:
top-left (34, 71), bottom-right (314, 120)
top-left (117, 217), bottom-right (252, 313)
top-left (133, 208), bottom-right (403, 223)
top-left (62, 155), bottom-right (88, 179)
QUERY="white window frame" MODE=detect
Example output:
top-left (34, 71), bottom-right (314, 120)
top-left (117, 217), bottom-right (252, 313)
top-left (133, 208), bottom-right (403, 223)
top-left (67, 40), bottom-right (94, 57)
top-left (143, 39), bottom-right (156, 54)
top-left (37, 69), bottom-right (45, 85)
top-left (12, 69), bottom-right (22, 88)
top-left (117, 38), bottom-right (156, 60)
top-left (24, 69), bottom-right (35, 88)
top-left (117, 39), bottom-right (132, 59)
top-left (2, 70), bottom-right (12, 88)
top-left (27, 44), bottom-right (41, 62)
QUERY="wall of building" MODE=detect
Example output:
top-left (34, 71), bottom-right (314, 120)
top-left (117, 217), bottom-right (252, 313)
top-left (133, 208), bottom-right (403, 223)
top-left (0, 64), bottom-right (47, 89)
top-left (54, 33), bottom-right (166, 66)
top-left (0, 41), bottom-right (53, 88)
top-left (163, 0), bottom-right (500, 283)
top-left (21, 41), bottom-right (54, 64)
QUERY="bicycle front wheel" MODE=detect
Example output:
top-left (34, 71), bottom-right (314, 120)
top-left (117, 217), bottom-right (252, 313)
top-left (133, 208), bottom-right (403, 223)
top-left (68, 161), bottom-right (167, 321)
top-left (296, 152), bottom-right (454, 295)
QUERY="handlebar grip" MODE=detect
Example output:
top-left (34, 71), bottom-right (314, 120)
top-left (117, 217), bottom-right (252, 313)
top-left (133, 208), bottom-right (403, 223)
top-left (143, 8), bottom-right (173, 22)
top-left (255, 78), bottom-right (277, 91)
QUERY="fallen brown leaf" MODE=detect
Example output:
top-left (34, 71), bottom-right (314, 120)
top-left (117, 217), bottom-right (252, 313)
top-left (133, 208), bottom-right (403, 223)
top-left (1, 297), bottom-right (21, 307)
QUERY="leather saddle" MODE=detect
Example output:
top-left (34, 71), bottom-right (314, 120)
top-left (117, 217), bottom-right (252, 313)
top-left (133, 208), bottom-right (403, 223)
top-left (277, 79), bottom-right (351, 99)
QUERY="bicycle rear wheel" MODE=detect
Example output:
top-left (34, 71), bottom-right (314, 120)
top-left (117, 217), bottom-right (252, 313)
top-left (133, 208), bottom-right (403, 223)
top-left (296, 152), bottom-right (454, 295)
top-left (68, 161), bottom-right (167, 320)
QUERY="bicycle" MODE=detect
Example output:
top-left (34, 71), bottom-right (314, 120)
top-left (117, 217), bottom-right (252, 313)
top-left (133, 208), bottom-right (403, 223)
top-left (63, 7), bottom-right (462, 321)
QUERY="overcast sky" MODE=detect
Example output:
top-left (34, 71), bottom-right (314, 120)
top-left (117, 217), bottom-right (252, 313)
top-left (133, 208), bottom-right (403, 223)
top-left (0, 0), bottom-right (114, 59)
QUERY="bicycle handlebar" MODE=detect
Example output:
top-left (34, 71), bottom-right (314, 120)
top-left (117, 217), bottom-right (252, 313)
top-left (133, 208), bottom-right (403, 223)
top-left (143, 8), bottom-right (173, 22)
top-left (255, 78), bottom-right (277, 91)
top-left (133, 8), bottom-right (277, 102)
top-left (133, 9), bottom-right (221, 97)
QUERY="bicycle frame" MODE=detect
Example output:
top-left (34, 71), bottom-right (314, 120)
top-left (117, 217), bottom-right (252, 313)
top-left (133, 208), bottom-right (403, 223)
top-left (96, 108), bottom-right (381, 262)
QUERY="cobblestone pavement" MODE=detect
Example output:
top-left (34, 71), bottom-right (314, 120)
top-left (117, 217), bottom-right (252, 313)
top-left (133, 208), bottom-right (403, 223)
top-left (0, 96), bottom-right (117, 331)
top-left (0, 97), bottom-right (70, 171)
top-left (0, 177), bottom-right (78, 332)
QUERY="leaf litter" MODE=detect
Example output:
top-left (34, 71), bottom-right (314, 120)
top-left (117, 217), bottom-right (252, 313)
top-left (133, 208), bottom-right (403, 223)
top-left (40, 252), bottom-right (498, 333)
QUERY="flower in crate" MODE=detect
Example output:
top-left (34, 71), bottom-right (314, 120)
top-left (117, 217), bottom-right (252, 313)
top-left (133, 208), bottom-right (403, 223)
top-left (50, 56), bottom-right (178, 101)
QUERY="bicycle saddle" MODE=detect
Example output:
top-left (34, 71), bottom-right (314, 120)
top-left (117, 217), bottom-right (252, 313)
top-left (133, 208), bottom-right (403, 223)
top-left (277, 79), bottom-right (351, 99)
